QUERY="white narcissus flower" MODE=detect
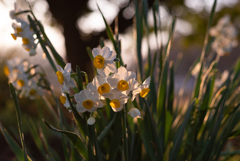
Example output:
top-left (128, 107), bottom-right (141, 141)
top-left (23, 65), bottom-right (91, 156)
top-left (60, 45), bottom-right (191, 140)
top-left (92, 46), bottom-right (116, 77)
top-left (102, 88), bottom-right (129, 112)
top-left (107, 66), bottom-right (137, 95)
top-left (132, 77), bottom-right (151, 101)
top-left (209, 15), bottom-right (238, 56)
top-left (15, 72), bottom-right (29, 90)
top-left (74, 89), bottom-right (103, 113)
top-left (9, 2), bottom-right (25, 21)
top-left (56, 63), bottom-right (76, 91)
top-left (60, 87), bottom-right (71, 112)
top-left (87, 117), bottom-right (96, 125)
top-left (11, 20), bottom-right (36, 52)
top-left (215, 70), bottom-right (229, 88)
top-left (128, 108), bottom-right (141, 119)
top-left (23, 81), bottom-right (43, 100)
top-left (87, 75), bottom-right (111, 99)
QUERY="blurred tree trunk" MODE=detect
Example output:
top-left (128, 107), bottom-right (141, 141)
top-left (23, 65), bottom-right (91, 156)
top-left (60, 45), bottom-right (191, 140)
top-left (45, 0), bottom-right (153, 80)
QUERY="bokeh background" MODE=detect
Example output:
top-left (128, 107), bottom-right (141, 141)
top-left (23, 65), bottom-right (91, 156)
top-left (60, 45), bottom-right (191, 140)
top-left (1, 0), bottom-right (240, 160)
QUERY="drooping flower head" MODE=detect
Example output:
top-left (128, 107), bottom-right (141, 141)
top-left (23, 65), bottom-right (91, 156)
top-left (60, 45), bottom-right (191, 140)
top-left (92, 46), bottom-right (116, 77)
top-left (60, 87), bottom-right (71, 112)
top-left (102, 88), bottom-right (129, 112)
top-left (56, 63), bottom-right (76, 91)
top-left (74, 89), bottom-right (103, 113)
top-left (128, 108), bottom-right (141, 119)
top-left (132, 76), bottom-right (151, 101)
top-left (107, 66), bottom-right (137, 95)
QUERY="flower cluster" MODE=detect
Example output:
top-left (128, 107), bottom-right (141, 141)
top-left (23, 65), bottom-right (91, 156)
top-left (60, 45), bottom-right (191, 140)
top-left (10, 3), bottom-right (37, 56)
top-left (210, 15), bottom-right (238, 56)
top-left (4, 57), bottom-right (42, 99)
top-left (57, 47), bottom-right (151, 120)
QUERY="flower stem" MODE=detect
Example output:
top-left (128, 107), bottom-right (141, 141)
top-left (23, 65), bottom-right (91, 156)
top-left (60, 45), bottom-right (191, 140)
top-left (122, 106), bottom-right (129, 161)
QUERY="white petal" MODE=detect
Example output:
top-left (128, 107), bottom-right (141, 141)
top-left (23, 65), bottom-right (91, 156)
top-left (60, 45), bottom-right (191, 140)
top-left (117, 66), bottom-right (128, 79)
top-left (92, 48), bottom-right (101, 57)
top-left (143, 76), bottom-right (151, 85)
top-left (102, 46), bottom-right (111, 58)
top-left (97, 67), bottom-right (110, 77)
top-left (107, 75), bottom-right (119, 88)
top-left (74, 92), bottom-right (86, 103)
top-left (87, 117), bottom-right (96, 125)
top-left (64, 63), bottom-right (71, 73)
top-left (111, 105), bottom-right (124, 112)
top-left (131, 88), bottom-right (141, 101)
top-left (57, 65), bottom-right (64, 72)
top-left (66, 78), bottom-right (76, 88)
top-left (128, 108), bottom-right (141, 119)
top-left (105, 63), bottom-right (116, 73)
top-left (76, 103), bottom-right (86, 113)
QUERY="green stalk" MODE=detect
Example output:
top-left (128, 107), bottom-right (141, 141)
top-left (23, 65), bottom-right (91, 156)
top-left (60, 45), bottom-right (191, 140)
top-left (122, 107), bottom-right (129, 161)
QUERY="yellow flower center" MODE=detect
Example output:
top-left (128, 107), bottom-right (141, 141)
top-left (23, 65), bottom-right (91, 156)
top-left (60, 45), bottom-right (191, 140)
top-left (60, 96), bottom-right (67, 104)
top-left (110, 99), bottom-right (121, 109)
top-left (11, 34), bottom-right (17, 40)
top-left (29, 89), bottom-right (37, 96)
top-left (16, 27), bottom-right (23, 35)
top-left (82, 99), bottom-right (94, 109)
top-left (25, 48), bottom-right (30, 51)
top-left (140, 88), bottom-right (150, 98)
top-left (17, 79), bottom-right (25, 87)
top-left (117, 80), bottom-right (129, 91)
top-left (56, 71), bottom-right (64, 84)
top-left (98, 83), bottom-right (110, 95)
top-left (4, 66), bottom-right (10, 76)
top-left (22, 38), bottom-right (29, 45)
top-left (93, 55), bottom-right (105, 69)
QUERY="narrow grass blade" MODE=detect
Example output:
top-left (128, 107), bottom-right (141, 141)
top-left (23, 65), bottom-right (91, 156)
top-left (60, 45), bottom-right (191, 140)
top-left (76, 65), bottom-right (84, 91)
top-left (201, 96), bottom-right (226, 160)
top-left (0, 123), bottom-right (31, 161)
top-left (98, 114), bottom-right (116, 144)
top-left (25, 117), bottom-right (46, 159)
top-left (134, 0), bottom-right (143, 80)
top-left (169, 99), bottom-right (196, 161)
top-left (143, 98), bottom-right (163, 161)
top-left (66, 93), bottom-right (87, 138)
top-left (28, 15), bottom-right (57, 72)
top-left (122, 108), bottom-right (129, 161)
top-left (167, 61), bottom-right (174, 113)
top-left (9, 83), bottom-right (28, 161)
top-left (108, 112), bottom-right (122, 161)
top-left (44, 120), bottom-right (88, 160)
top-left (97, 5), bottom-right (123, 66)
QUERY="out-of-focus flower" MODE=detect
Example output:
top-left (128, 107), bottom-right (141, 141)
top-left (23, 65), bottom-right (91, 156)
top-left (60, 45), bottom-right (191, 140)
top-left (60, 87), bottom-right (71, 112)
top-left (210, 15), bottom-right (238, 56)
top-left (15, 72), bottom-right (29, 90)
top-left (128, 108), bottom-right (141, 119)
top-left (102, 88), bottom-right (129, 112)
top-left (9, 2), bottom-right (25, 21)
top-left (215, 70), bottom-right (229, 87)
top-left (92, 46), bottom-right (116, 77)
top-left (56, 63), bottom-right (76, 91)
top-left (87, 117), bottom-right (96, 125)
top-left (132, 77), bottom-right (151, 101)
top-left (11, 20), bottom-right (36, 52)
top-left (74, 89), bottom-right (103, 113)
top-left (107, 66), bottom-right (137, 95)
top-left (23, 81), bottom-right (43, 100)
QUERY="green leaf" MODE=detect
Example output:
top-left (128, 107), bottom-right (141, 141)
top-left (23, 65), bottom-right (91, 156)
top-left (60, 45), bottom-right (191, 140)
top-left (108, 112), bottom-right (122, 161)
top-left (134, 0), bottom-right (143, 80)
top-left (167, 61), bottom-right (174, 113)
top-left (169, 99), bottom-right (196, 161)
top-left (9, 83), bottom-right (28, 161)
top-left (97, 5), bottom-right (123, 66)
top-left (201, 95), bottom-right (226, 160)
top-left (0, 123), bottom-right (31, 161)
top-left (28, 15), bottom-right (57, 72)
top-left (98, 114), bottom-right (116, 144)
top-left (44, 120), bottom-right (88, 160)
top-left (76, 65), bottom-right (84, 91)
top-left (143, 98), bottom-right (163, 161)
top-left (66, 93), bottom-right (87, 138)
